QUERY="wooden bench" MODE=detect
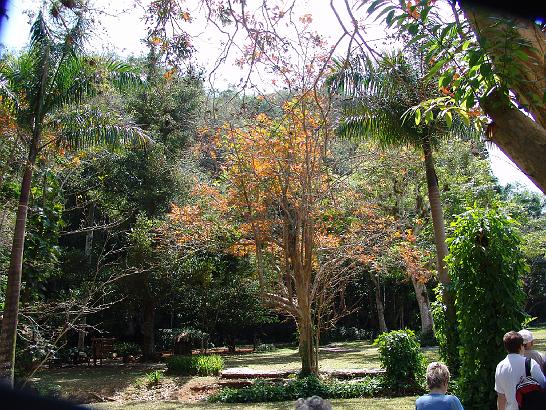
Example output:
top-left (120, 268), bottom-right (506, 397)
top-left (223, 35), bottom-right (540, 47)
top-left (91, 337), bottom-right (115, 366)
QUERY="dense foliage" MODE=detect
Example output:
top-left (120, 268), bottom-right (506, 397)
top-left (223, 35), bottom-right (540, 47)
top-left (373, 329), bottom-right (426, 392)
top-left (446, 206), bottom-right (527, 409)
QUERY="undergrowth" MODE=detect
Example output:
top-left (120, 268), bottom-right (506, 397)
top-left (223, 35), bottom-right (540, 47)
top-left (209, 375), bottom-right (385, 403)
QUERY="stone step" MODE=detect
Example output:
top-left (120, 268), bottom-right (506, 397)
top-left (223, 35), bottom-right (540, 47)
top-left (220, 367), bottom-right (298, 379)
top-left (220, 367), bottom-right (385, 380)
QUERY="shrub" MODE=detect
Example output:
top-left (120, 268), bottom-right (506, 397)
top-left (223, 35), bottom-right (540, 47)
top-left (166, 354), bottom-right (224, 376)
top-left (195, 355), bottom-right (224, 375)
top-left (209, 375), bottom-right (384, 403)
top-left (373, 329), bottom-right (426, 392)
top-left (157, 327), bottom-right (210, 352)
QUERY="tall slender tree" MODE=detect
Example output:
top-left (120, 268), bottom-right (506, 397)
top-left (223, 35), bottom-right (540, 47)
top-left (0, 11), bottom-right (147, 385)
top-left (329, 50), bottom-right (471, 369)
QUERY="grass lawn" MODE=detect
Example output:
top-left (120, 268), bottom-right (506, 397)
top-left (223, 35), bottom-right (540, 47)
top-left (92, 396), bottom-right (418, 410)
top-left (224, 341), bottom-right (386, 371)
top-left (33, 340), bottom-right (398, 402)
top-left (32, 340), bottom-right (420, 407)
top-left (528, 324), bottom-right (546, 351)
top-left (224, 340), bottom-right (440, 371)
top-left (31, 324), bottom-right (546, 409)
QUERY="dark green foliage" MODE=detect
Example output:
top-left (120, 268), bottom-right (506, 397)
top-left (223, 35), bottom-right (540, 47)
top-left (21, 165), bottom-right (65, 302)
top-left (156, 328), bottom-right (209, 352)
top-left (173, 253), bottom-right (275, 348)
top-left (322, 326), bottom-right (375, 343)
top-left (166, 354), bottom-right (224, 376)
top-left (113, 342), bottom-right (141, 358)
top-left (373, 329), bottom-right (426, 392)
top-left (209, 375), bottom-right (384, 403)
top-left (446, 206), bottom-right (527, 409)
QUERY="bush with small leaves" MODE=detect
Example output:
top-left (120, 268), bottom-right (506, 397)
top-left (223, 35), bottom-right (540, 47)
top-left (446, 206), bottom-right (526, 409)
top-left (113, 342), bottom-right (141, 359)
top-left (373, 329), bottom-right (426, 393)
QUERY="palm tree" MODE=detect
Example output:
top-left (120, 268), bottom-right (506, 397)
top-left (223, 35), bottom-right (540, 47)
top-left (329, 51), bottom-right (468, 369)
top-left (0, 12), bottom-right (148, 385)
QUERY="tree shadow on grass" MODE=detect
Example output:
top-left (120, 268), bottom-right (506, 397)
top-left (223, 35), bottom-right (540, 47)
top-left (30, 362), bottom-right (167, 403)
top-left (223, 350), bottom-right (302, 369)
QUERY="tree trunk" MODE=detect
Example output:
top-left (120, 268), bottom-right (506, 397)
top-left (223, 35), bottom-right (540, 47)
top-left (76, 202), bottom-right (95, 353)
top-left (370, 271), bottom-right (387, 333)
top-left (0, 143), bottom-right (38, 386)
top-left (77, 317), bottom-right (87, 351)
top-left (142, 301), bottom-right (155, 361)
top-left (480, 89), bottom-right (546, 193)
top-left (411, 276), bottom-right (434, 337)
top-left (227, 335), bottom-right (236, 354)
top-left (297, 305), bottom-right (317, 376)
top-left (423, 138), bottom-right (459, 369)
top-left (84, 202), bottom-right (95, 259)
top-left (0, 35), bottom-right (49, 385)
top-left (460, 2), bottom-right (546, 193)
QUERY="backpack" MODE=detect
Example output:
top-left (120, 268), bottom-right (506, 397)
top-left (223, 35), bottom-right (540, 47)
top-left (515, 357), bottom-right (545, 410)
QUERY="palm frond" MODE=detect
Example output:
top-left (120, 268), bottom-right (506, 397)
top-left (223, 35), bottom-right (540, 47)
top-left (55, 107), bottom-right (151, 151)
top-left (103, 59), bottom-right (145, 91)
top-left (29, 11), bottom-right (50, 50)
top-left (329, 50), bottom-right (462, 149)
top-left (44, 56), bottom-right (144, 114)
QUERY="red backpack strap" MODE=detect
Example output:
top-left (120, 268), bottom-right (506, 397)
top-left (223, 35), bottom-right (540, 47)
top-left (525, 357), bottom-right (531, 377)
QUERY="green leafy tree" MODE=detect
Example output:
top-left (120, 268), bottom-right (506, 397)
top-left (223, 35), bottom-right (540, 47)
top-left (0, 11), bottom-right (146, 384)
top-left (68, 49), bottom-right (203, 360)
top-left (367, 0), bottom-right (546, 192)
top-left (174, 252), bottom-right (274, 353)
top-left (446, 206), bottom-right (526, 409)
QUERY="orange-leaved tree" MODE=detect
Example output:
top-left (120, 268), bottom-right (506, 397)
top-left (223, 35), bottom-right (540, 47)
top-left (216, 93), bottom-right (349, 375)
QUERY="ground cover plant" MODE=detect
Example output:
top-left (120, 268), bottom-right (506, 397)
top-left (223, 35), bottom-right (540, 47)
top-left (166, 355), bottom-right (224, 376)
top-left (209, 375), bottom-right (384, 403)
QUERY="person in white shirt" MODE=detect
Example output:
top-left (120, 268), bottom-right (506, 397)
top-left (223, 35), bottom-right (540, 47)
top-left (495, 331), bottom-right (546, 410)
top-left (519, 329), bottom-right (545, 375)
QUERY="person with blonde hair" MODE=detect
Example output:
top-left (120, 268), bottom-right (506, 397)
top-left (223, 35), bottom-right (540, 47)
top-left (416, 362), bottom-right (464, 409)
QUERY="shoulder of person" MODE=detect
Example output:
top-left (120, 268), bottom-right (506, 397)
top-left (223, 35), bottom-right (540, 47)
top-left (495, 356), bottom-right (509, 371)
top-left (415, 394), bottom-right (428, 403)
top-left (447, 394), bottom-right (464, 410)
